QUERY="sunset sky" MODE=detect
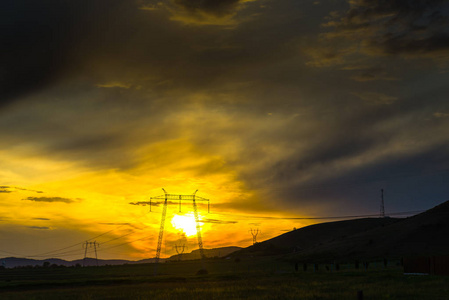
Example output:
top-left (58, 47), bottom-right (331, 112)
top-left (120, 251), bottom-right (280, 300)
top-left (1, 0), bottom-right (449, 261)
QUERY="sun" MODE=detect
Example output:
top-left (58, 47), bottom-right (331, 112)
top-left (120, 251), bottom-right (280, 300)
top-left (171, 213), bottom-right (198, 237)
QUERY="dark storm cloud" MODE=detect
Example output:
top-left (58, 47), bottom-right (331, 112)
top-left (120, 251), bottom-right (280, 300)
top-left (0, 0), bottom-right (154, 107)
top-left (308, 0), bottom-right (449, 69)
top-left (2, 0), bottom-right (449, 218)
top-left (206, 80), bottom-right (449, 214)
top-left (23, 197), bottom-right (80, 204)
top-left (0, 1), bottom-right (75, 107)
top-left (275, 143), bottom-right (449, 214)
top-left (0, 0), bottom-right (281, 121)
top-left (348, 0), bottom-right (449, 55)
top-left (0, 0), bottom-right (300, 117)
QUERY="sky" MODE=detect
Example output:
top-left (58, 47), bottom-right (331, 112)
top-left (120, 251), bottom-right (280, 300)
top-left (1, 0), bottom-right (449, 261)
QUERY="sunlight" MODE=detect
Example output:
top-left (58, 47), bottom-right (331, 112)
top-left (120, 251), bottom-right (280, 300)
top-left (171, 213), bottom-right (198, 237)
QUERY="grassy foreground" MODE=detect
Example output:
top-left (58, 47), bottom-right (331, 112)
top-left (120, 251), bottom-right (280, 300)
top-left (0, 258), bottom-right (448, 299)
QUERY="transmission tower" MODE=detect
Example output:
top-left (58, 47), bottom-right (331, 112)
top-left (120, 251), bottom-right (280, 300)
top-left (249, 228), bottom-right (260, 245)
top-left (380, 189), bottom-right (385, 218)
top-left (174, 244), bottom-right (186, 261)
top-left (83, 241), bottom-right (99, 267)
top-left (150, 189), bottom-right (210, 274)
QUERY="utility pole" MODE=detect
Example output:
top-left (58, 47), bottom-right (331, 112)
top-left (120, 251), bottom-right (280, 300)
top-left (83, 241), bottom-right (99, 267)
top-left (249, 228), bottom-right (260, 245)
top-left (380, 189), bottom-right (385, 218)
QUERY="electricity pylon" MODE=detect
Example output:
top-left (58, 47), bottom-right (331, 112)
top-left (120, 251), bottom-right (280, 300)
top-left (249, 228), bottom-right (260, 245)
top-left (83, 241), bottom-right (99, 267)
top-left (150, 189), bottom-right (209, 274)
top-left (380, 189), bottom-right (385, 218)
top-left (174, 244), bottom-right (186, 261)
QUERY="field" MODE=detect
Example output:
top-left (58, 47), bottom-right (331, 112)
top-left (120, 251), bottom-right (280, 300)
top-left (1, 257), bottom-right (448, 300)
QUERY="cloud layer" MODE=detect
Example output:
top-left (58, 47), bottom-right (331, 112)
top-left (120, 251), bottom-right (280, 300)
top-left (1, 0), bottom-right (449, 259)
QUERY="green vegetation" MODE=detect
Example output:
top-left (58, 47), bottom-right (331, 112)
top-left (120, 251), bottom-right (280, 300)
top-left (1, 257), bottom-right (448, 299)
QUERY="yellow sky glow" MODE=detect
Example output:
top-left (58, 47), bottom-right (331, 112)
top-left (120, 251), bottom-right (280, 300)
top-left (0, 136), bottom-right (310, 260)
top-left (171, 213), bottom-right (199, 237)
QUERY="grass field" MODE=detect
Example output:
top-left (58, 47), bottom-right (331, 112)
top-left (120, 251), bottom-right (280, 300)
top-left (1, 257), bottom-right (448, 299)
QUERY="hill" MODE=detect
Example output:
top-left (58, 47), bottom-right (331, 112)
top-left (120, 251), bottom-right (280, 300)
top-left (233, 217), bottom-right (398, 257)
top-left (0, 257), bottom-right (161, 268)
top-left (0, 246), bottom-right (242, 268)
top-left (288, 200), bottom-right (449, 262)
top-left (167, 246), bottom-right (241, 261)
top-left (233, 200), bottom-right (449, 262)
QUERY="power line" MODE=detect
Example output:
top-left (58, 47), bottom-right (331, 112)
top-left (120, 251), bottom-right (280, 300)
top-left (0, 221), bottom-right (143, 260)
top-left (98, 231), bottom-right (135, 245)
top-left (96, 236), bottom-right (153, 252)
top-left (18, 212), bottom-right (153, 259)
top-left (25, 225), bottom-right (127, 259)
top-left (209, 210), bottom-right (424, 221)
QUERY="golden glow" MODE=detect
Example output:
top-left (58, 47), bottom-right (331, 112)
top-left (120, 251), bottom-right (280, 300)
top-left (171, 213), bottom-right (198, 237)
top-left (0, 126), bottom-right (309, 260)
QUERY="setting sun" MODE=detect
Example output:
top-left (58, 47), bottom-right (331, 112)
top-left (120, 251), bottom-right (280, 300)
top-left (171, 213), bottom-right (198, 237)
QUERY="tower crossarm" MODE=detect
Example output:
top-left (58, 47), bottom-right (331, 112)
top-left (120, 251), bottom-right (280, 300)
top-left (150, 194), bottom-right (209, 202)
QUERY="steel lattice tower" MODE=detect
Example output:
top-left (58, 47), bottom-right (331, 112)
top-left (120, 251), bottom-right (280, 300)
top-left (150, 189), bottom-right (209, 274)
top-left (174, 244), bottom-right (186, 261)
top-left (83, 241), bottom-right (99, 267)
top-left (249, 228), bottom-right (260, 245)
top-left (380, 189), bottom-right (385, 218)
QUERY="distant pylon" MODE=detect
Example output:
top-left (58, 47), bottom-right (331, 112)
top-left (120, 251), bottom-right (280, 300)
top-left (249, 228), bottom-right (260, 245)
top-left (380, 189), bottom-right (385, 218)
top-left (83, 241), bottom-right (99, 266)
top-left (174, 244), bottom-right (186, 261)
